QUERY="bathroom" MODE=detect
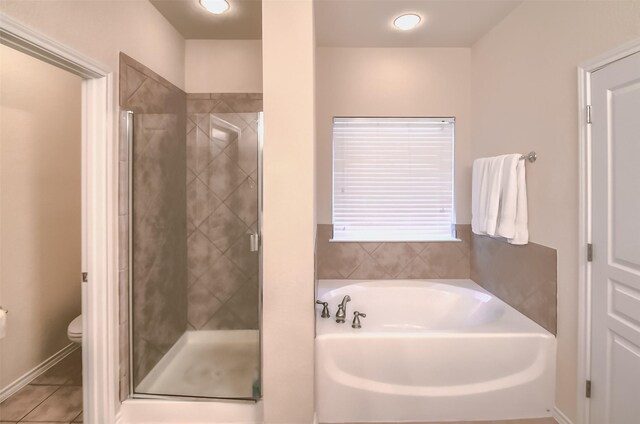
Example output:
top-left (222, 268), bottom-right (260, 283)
top-left (0, 1), bottom-right (639, 424)
top-left (0, 42), bottom-right (84, 421)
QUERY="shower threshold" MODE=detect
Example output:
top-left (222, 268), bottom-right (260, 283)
top-left (135, 330), bottom-right (259, 400)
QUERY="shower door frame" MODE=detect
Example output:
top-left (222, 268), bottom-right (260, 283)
top-left (126, 111), bottom-right (265, 402)
top-left (0, 14), bottom-right (118, 424)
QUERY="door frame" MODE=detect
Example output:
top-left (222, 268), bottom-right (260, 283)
top-left (0, 14), bottom-right (118, 423)
top-left (577, 37), bottom-right (640, 424)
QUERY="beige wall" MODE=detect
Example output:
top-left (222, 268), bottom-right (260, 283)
top-left (471, 1), bottom-right (640, 420)
top-left (1, 0), bottom-right (186, 404)
top-left (185, 40), bottom-right (263, 93)
top-left (316, 47), bottom-right (471, 225)
top-left (262, 0), bottom-right (316, 422)
top-left (1, 0), bottom-right (185, 90)
top-left (0, 45), bottom-right (82, 389)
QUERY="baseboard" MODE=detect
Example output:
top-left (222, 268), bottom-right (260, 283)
top-left (553, 406), bottom-right (574, 424)
top-left (0, 343), bottom-right (78, 402)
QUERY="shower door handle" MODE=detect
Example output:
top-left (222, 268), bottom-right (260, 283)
top-left (249, 233), bottom-right (259, 252)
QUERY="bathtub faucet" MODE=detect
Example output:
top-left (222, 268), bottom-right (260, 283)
top-left (352, 311), bottom-right (367, 329)
top-left (316, 300), bottom-right (330, 318)
top-left (336, 295), bottom-right (351, 323)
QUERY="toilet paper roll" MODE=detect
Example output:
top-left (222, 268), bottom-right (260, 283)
top-left (0, 308), bottom-right (7, 339)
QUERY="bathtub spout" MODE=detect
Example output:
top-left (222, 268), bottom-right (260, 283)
top-left (336, 295), bottom-right (351, 323)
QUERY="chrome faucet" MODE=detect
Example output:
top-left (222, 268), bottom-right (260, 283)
top-left (315, 300), bottom-right (330, 318)
top-left (352, 311), bottom-right (366, 329)
top-left (335, 295), bottom-right (351, 323)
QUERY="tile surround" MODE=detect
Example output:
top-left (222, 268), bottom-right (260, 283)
top-left (317, 223), bottom-right (556, 335)
top-left (118, 53), bottom-right (188, 395)
top-left (471, 233), bottom-right (557, 334)
top-left (316, 224), bottom-right (471, 280)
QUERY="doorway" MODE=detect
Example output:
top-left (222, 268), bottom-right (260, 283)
top-left (1, 14), bottom-right (114, 424)
top-left (0, 43), bottom-right (83, 422)
top-left (579, 41), bottom-right (640, 424)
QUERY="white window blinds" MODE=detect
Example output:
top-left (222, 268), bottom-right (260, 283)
top-left (332, 117), bottom-right (455, 242)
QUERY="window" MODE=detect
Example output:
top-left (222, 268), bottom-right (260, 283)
top-left (332, 117), bottom-right (455, 242)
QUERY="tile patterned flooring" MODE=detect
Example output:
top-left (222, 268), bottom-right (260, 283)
top-left (0, 348), bottom-right (83, 423)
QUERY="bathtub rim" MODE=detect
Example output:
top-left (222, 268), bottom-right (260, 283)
top-left (316, 278), bottom-right (556, 338)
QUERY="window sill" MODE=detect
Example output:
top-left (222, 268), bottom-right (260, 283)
top-left (329, 238), bottom-right (462, 243)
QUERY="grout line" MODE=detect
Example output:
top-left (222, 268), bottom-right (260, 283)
top-left (71, 409), bottom-right (84, 423)
top-left (15, 384), bottom-right (61, 422)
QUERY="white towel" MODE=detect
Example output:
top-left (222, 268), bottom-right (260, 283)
top-left (495, 154), bottom-right (529, 244)
top-left (483, 155), bottom-right (507, 236)
top-left (510, 158), bottom-right (529, 244)
top-left (0, 309), bottom-right (6, 339)
top-left (472, 154), bottom-right (529, 244)
top-left (471, 158), bottom-right (488, 234)
top-left (496, 154), bottom-right (520, 238)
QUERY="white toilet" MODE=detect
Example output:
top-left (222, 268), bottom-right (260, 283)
top-left (67, 315), bottom-right (82, 344)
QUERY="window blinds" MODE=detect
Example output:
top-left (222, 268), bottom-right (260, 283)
top-left (332, 117), bottom-right (455, 241)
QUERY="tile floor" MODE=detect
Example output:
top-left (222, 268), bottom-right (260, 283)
top-left (0, 348), bottom-right (83, 423)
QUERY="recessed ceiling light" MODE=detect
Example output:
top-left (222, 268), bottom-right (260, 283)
top-left (393, 14), bottom-right (421, 31)
top-left (200, 0), bottom-right (230, 14)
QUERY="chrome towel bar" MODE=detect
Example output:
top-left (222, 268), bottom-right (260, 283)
top-left (520, 151), bottom-right (537, 163)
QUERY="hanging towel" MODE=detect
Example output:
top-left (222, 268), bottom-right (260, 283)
top-left (472, 155), bottom-right (506, 235)
top-left (496, 154), bottom-right (520, 238)
top-left (471, 158), bottom-right (488, 234)
top-left (510, 158), bottom-right (529, 244)
top-left (495, 154), bottom-right (529, 244)
top-left (483, 155), bottom-right (507, 236)
top-left (472, 154), bottom-right (529, 244)
top-left (0, 308), bottom-right (6, 340)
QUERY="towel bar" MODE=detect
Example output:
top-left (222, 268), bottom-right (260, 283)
top-left (520, 151), bottom-right (537, 163)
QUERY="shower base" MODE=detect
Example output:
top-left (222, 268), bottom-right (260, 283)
top-left (135, 330), bottom-right (259, 399)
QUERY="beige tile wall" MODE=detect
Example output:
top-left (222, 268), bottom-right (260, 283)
top-left (316, 224), bottom-right (471, 279)
top-left (184, 93), bottom-right (262, 331)
top-left (471, 233), bottom-right (557, 334)
top-left (119, 53), bottom-right (188, 396)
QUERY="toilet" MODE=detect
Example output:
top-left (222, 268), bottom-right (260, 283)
top-left (67, 315), bottom-right (82, 344)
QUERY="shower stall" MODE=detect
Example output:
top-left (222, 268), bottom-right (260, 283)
top-left (120, 54), bottom-right (262, 401)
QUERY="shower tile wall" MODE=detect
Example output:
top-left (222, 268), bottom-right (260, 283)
top-left (185, 93), bottom-right (262, 331)
top-left (316, 224), bottom-right (471, 279)
top-left (118, 53), bottom-right (188, 394)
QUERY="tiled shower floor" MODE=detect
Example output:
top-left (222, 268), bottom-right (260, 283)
top-left (0, 347), bottom-right (83, 423)
top-left (136, 330), bottom-right (259, 399)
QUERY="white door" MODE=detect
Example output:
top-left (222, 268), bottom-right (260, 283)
top-left (590, 50), bottom-right (640, 424)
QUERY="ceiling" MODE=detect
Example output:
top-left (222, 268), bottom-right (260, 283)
top-left (314, 0), bottom-right (523, 47)
top-left (150, 0), bottom-right (521, 45)
top-left (150, 0), bottom-right (262, 40)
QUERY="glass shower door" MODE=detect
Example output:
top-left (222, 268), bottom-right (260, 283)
top-left (129, 105), bottom-right (262, 401)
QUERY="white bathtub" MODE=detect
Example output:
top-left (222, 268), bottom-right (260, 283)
top-left (315, 279), bottom-right (556, 423)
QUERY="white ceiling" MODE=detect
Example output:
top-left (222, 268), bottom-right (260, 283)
top-left (150, 0), bottom-right (262, 40)
top-left (314, 0), bottom-right (523, 47)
